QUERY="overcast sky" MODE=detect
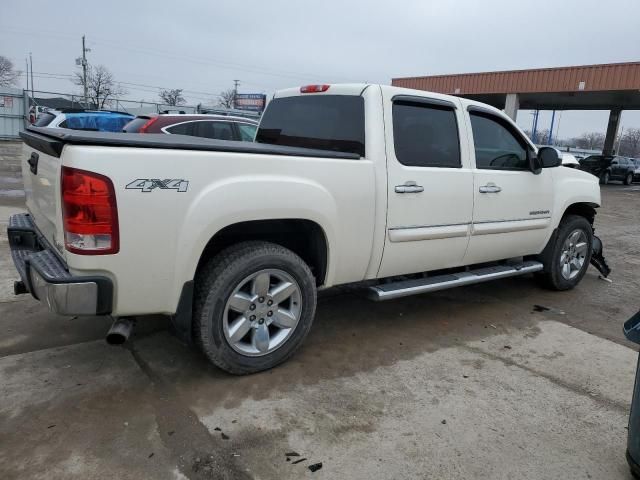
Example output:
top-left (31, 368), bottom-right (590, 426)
top-left (2, 0), bottom-right (639, 138)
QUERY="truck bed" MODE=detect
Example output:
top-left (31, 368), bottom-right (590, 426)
top-left (19, 126), bottom-right (360, 160)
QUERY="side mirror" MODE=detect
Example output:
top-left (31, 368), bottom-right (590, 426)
top-left (538, 147), bottom-right (562, 168)
top-left (528, 150), bottom-right (542, 175)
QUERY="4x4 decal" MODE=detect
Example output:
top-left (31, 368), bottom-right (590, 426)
top-left (125, 179), bottom-right (189, 193)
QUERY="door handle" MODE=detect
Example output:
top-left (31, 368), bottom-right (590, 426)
top-left (479, 184), bottom-right (502, 193)
top-left (27, 152), bottom-right (39, 175)
top-left (395, 181), bottom-right (424, 194)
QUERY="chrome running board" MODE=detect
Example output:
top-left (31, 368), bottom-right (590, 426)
top-left (367, 261), bottom-right (544, 301)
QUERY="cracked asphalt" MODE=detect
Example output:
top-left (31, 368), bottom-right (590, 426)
top-left (1, 140), bottom-right (640, 479)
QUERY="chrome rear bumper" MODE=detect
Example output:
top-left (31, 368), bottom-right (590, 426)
top-left (7, 213), bottom-right (113, 316)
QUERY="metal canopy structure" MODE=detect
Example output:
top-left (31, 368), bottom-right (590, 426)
top-left (392, 62), bottom-right (640, 154)
top-left (392, 62), bottom-right (640, 110)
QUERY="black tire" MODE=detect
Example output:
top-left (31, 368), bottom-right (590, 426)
top-left (536, 215), bottom-right (593, 291)
top-left (600, 171), bottom-right (610, 185)
top-left (624, 172), bottom-right (633, 186)
top-left (193, 241), bottom-right (317, 375)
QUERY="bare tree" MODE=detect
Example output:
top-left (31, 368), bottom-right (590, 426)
top-left (575, 132), bottom-right (605, 151)
top-left (159, 88), bottom-right (185, 106)
top-left (0, 55), bottom-right (20, 87)
top-left (523, 128), bottom-right (551, 145)
top-left (217, 89), bottom-right (236, 109)
top-left (74, 65), bottom-right (127, 109)
top-left (619, 128), bottom-right (640, 158)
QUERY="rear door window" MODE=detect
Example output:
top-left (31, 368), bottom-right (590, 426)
top-left (195, 121), bottom-right (234, 140)
top-left (256, 95), bottom-right (365, 157)
top-left (392, 100), bottom-right (460, 167)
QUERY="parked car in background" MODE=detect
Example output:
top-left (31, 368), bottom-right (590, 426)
top-left (579, 155), bottom-right (636, 185)
top-left (33, 109), bottom-right (134, 133)
top-left (28, 106), bottom-right (51, 124)
top-left (122, 114), bottom-right (258, 142)
top-left (561, 153), bottom-right (580, 168)
top-left (631, 158), bottom-right (640, 183)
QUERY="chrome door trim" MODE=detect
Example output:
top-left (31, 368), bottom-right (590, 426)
top-left (471, 217), bottom-right (551, 236)
top-left (388, 223), bottom-right (470, 242)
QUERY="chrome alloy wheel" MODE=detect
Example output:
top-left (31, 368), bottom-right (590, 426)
top-left (559, 229), bottom-right (588, 280)
top-left (223, 269), bottom-right (302, 356)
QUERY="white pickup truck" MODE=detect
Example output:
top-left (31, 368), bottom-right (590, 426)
top-left (10, 83), bottom-right (610, 374)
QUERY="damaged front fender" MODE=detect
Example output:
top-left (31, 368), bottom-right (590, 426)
top-left (591, 235), bottom-right (611, 278)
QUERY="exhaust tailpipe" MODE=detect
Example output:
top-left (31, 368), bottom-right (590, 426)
top-left (106, 318), bottom-right (135, 345)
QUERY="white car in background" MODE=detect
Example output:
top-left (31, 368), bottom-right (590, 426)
top-left (561, 153), bottom-right (580, 168)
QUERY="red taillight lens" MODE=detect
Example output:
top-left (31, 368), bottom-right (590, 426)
top-left (139, 116), bottom-right (159, 133)
top-left (300, 84), bottom-right (330, 93)
top-left (61, 166), bottom-right (119, 255)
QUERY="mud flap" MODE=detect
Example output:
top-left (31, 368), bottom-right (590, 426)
top-left (590, 235), bottom-right (611, 278)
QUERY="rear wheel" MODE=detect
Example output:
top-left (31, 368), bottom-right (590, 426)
top-left (536, 215), bottom-right (593, 290)
top-left (193, 241), bottom-right (317, 374)
top-left (624, 172), bottom-right (633, 185)
top-left (600, 171), bottom-right (610, 185)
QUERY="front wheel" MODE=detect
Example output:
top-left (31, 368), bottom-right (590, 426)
top-left (193, 241), bottom-right (317, 374)
top-left (536, 215), bottom-right (593, 290)
top-left (625, 173), bottom-right (633, 185)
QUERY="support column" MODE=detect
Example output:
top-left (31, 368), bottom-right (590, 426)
top-left (603, 109), bottom-right (622, 155)
top-left (504, 93), bottom-right (519, 121)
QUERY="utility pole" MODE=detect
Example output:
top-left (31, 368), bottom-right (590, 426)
top-left (29, 52), bottom-right (34, 100)
top-left (25, 58), bottom-right (29, 92)
top-left (81, 36), bottom-right (90, 108)
top-left (233, 79), bottom-right (240, 109)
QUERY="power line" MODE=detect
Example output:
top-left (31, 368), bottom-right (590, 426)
top-left (18, 71), bottom-right (226, 99)
top-left (15, 72), bottom-right (218, 103)
top-left (0, 25), bottom-right (356, 83)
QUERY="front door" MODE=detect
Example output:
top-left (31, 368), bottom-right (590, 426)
top-left (378, 94), bottom-right (473, 278)
top-left (463, 109), bottom-right (554, 265)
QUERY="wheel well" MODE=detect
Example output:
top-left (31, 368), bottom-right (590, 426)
top-left (197, 219), bottom-right (328, 286)
top-left (562, 202), bottom-right (597, 227)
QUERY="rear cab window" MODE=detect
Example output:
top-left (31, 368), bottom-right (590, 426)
top-left (256, 95), bottom-right (365, 157)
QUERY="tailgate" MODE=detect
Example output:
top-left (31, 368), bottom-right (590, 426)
top-left (19, 130), bottom-right (64, 255)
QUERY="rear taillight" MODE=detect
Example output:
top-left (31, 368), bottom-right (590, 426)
top-left (61, 166), bottom-right (119, 255)
top-left (139, 116), bottom-right (159, 133)
top-left (300, 84), bottom-right (330, 93)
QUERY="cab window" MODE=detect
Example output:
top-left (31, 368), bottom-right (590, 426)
top-left (392, 100), bottom-right (461, 168)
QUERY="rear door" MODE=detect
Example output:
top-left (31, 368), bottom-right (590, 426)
top-left (463, 108), bottom-right (553, 264)
top-left (378, 94), bottom-right (473, 278)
